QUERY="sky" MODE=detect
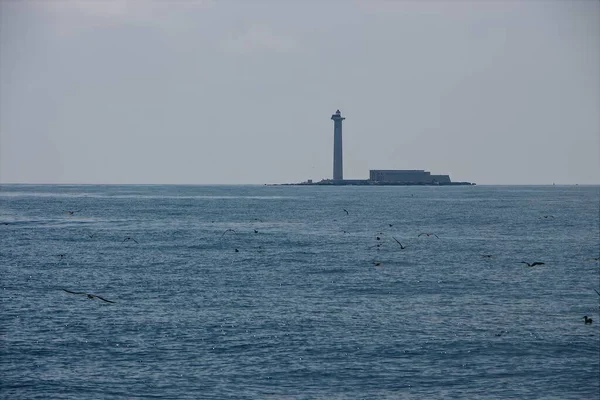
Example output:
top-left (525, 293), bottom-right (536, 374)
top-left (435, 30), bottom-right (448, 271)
top-left (0, 0), bottom-right (598, 185)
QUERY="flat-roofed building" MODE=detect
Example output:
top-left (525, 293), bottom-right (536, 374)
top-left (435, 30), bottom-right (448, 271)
top-left (369, 170), bottom-right (451, 184)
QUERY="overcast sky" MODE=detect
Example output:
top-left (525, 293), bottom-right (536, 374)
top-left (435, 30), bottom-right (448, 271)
top-left (1, 0), bottom-right (598, 184)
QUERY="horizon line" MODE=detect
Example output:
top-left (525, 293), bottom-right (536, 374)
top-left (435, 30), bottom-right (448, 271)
top-left (1, 182), bottom-right (599, 187)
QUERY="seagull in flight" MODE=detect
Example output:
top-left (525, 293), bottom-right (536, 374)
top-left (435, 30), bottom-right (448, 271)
top-left (221, 228), bottom-right (236, 237)
top-left (65, 209), bottom-right (81, 216)
top-left (540, 215), bottom-right (555, 219)
top-left (123, 237), bottom-right (138, 244)
top-left (520, 261), bottom-right (545, 267)
top-left (418, 233), bottom-right (439, 238)
top-left (392, 237), bottom-right (406, 249)
top-left (62, 289), bottom-right (115, 303)
top-left (343, 209), bottom-right (349, 215)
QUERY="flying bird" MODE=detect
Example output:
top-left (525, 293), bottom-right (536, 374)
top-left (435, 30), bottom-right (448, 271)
top-left (586, 257), bottom-right (600, 261)
top-left (123, 237), bottom-right (138, 244)
top-left (221, 229), bottom-right (236, 237)
top-left (540, 215), bottom-right (555, 219)
top-left (520, 261), bottom-right (545, 267)
top-left (55, 254), bottom-right (67, 259)
top-left (594, 289), bottom-right (600, 297)
top-left (584, 316), bottom-right (593, 324)
top-left (62, 289), bottom-right (115, 303)
top-left (343, 209), bottom-right (349, 215)
top-left (418, 233), bottom-right (439, 238)
top-left (482, 255), bottom-right (492, 258)
top-left (65, 209), bottom-right (81, 216)
top-left (388, 224), bottom-right (393, 227)
top-left (373, 262), bottom-right (381, 267)
top-left (392, 237), bottom-right (406, 249)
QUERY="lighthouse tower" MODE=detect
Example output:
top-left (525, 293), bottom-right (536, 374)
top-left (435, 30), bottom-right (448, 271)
top-left (331, 109), bottom-right (345, 181)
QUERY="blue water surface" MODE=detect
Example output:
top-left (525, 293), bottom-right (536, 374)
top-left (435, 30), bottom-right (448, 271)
top-left (1, 184), bottom-right (599, 399)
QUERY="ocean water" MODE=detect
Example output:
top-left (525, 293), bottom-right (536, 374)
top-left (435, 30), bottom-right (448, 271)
top-left (1, 184), bottom-right (598, 399)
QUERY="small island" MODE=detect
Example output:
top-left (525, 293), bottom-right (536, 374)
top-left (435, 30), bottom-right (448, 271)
top-left (281, 110), bottom-right (474, 186)
top-left (282, 169), bottom-right (474, 186)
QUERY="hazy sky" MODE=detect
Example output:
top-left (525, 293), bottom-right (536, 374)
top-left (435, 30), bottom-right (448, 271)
top-left (1, 0), bottom-right (598, 184)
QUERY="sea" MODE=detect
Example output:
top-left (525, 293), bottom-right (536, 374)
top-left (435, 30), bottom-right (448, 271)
top-left (1, 184), bottom-right (599, 399)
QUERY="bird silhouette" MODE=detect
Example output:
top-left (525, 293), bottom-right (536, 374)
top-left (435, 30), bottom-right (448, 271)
top-left (373, 262), bottom-right (381, 267)
top-left (123, 237), bottom-right (138, 244)
top-left (65, 209), bottom-right (81, 216)
top-left (482, 254), bottom-right (492, 258)
top-left (520, 261), bottom-right (545, 267)
top-left (392, 237), bottom-right (406, 249)
top-left (540, 215), bottom-right (555, 219)
top-left (594, 289), bottom-right (600, 297)
top-left (62, 289), bottom-right (115, 303)
top-left (254, 229), bottom-right (259, 234)
top-left (343, 209), bottom-right (349, 215)
top-left (221, 229), bottom-right (236, 237)
top-left (586, 257), bottom-right (600, 261)
top-left (418, 233), bottom-right (439, 238)
top-left (584, 316), bottom-right (593, 324)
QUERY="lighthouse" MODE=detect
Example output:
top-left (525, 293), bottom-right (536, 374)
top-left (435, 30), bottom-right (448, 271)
top-left (331, 109), bottom-right (345, 181)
